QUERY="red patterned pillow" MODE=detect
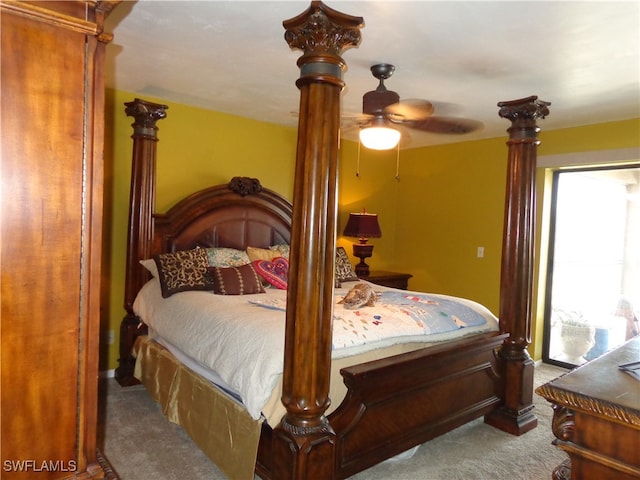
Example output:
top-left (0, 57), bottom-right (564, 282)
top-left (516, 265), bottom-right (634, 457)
top-left (252, 257), bottom-right (289, 290)
top-left (207, 264), bottom-right (265, 295)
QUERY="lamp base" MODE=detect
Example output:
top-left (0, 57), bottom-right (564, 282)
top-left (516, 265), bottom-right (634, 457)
top-left (352, 243), bottom-right (374, 277)
top-left (354, 261), bottom-right (370, 277)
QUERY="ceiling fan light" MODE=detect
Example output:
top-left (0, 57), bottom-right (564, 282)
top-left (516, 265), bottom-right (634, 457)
top-left (359, 126), bottom-right (401, 150)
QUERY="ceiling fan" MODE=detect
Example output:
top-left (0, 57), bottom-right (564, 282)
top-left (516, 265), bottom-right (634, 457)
top-left (356, 63), bottom-right (483, 150)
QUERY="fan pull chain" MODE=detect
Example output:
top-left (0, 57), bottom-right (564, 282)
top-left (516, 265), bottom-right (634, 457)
top-left (356, 137), bottom-right (400, 180)
top-left (356, 138), bottom-right (361, 177)
top-left (395, 142), bottom-right (401, 181)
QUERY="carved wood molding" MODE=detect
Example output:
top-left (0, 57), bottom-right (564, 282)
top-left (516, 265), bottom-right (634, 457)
top-left (551, 403), bottom-right (575, 441)
top-left (228, 176), bottom-right (263, 196)
top-left (96, 450), bottom-right (120, 479)
top-left (557, 439), bottom-right (640, 477)
top-left (498, 95), bottom-right (551, 126)
top-left (552, 459), bottom-right (571, 480)
top-left (0, 0), bottom-right (119, 41)
top-left (124, 98), bottom-right (168, 136)
top-left (280, 416), bottom-right (333, 436)
top-left (538, 385), bottom-right (640, 427)
top-left (283, 1), bottom-right (362, 65)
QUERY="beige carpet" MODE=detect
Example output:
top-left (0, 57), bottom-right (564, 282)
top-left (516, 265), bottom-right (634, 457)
top-left (98, 363), bottom-right (569, 479)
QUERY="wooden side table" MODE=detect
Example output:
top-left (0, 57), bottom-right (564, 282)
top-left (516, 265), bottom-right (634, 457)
top-left (536, 337), bottom-right (640, 480)
top-left (360, 271), bottom-right (412, 290)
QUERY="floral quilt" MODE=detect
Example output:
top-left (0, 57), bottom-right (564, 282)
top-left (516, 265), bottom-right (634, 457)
top-left (250, 290), bottom-right (488, 350)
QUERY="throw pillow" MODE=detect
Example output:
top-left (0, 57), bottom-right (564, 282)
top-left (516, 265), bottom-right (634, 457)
top-left (247, 246), bottom-right (281, 262)
top-left (335, 246), bottom-right (359, 282)
top-left (154, 248), bottom-right (210, 298)
top-left (207, 263), bottom-right (266, 295)
top-left (140, 258), bottom-right (159, 278)
top-left (269, 243), bottom-right (290, 259)
top-left (253, 257), bottom-right (289, 290)
top-left (206, 247), bottom-right (251, 267)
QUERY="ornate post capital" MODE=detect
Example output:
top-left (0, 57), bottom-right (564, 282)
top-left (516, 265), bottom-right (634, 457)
top-left (498, 95), bottom-right (551, 141)
top-left (283, 1), bottom-right (363, 84)
top-left (124, 98), bottom-right (168, 138)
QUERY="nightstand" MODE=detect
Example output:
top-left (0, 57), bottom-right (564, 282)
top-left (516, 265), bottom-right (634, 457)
top-left (360, 271), bottom-right (413, 290)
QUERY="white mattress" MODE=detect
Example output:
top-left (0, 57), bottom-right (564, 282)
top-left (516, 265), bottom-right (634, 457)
top-left (133, 279), bottom-right (499, 420)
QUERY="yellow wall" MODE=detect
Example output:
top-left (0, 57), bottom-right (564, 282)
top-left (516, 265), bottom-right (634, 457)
top-left (102, 90), bottom-right (639, 371)
top-left (336, 146), bottom-right (407, 267)
top-left (339, 138), bottom-right (507, 307)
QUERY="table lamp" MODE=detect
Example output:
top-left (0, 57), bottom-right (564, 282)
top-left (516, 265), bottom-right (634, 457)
top-left (343, 211), bottom-right (382, 276)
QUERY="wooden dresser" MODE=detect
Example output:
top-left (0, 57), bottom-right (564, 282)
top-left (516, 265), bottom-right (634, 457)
top-left (536, 337), bottom-right (640, 480)
top-left (1, 2), bottom-right (119, 478)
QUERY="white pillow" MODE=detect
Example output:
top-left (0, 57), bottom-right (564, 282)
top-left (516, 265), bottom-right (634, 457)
top-left (140, 258), bottom-right (159, 278)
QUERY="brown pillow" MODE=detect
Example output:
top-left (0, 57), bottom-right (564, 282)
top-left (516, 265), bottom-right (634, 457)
top-left (207, 264), bottom-right (266, 295)
top-left (154, 248), bottom-right (210, 298)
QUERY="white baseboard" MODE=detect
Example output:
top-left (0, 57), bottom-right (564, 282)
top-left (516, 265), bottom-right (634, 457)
top-left (100, 369), bottom-right (115, 379)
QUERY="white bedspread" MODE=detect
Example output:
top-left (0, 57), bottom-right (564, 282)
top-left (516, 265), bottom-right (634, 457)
top-left (133, 279), bottom-right (499, 420)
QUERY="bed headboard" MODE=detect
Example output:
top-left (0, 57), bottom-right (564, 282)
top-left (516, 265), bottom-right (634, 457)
top-left (152, 176), bottom-right (292, 254)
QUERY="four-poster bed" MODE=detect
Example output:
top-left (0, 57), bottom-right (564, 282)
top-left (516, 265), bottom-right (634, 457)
top-left (114, 2), bottom-right (550, 479)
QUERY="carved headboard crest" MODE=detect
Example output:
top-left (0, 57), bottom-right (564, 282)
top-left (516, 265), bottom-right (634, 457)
top-left (228, 176), bottom-right (262, 196)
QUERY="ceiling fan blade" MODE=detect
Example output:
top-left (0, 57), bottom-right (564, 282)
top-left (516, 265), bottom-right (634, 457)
top-left (341, 115), bottom-right (373, 131)
top-left (406, 116), bottom-right (483, 134)
top-left (396, 124), bottom-right (414, 147)
top-left (384, 99), bottom-right (434, 122)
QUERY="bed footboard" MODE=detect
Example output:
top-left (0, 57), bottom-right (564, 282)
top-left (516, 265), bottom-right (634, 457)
top-left (256, 332), bottom-right (507, 479)
top-left (332, 332), bottom-right (507, 478)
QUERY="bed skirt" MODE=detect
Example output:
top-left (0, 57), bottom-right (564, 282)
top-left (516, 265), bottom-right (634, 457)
top-left (133, 336), bottom-right (262, 480)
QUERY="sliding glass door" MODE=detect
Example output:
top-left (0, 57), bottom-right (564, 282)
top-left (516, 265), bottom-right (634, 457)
top-left (543, 165), bottom-right (640, 368)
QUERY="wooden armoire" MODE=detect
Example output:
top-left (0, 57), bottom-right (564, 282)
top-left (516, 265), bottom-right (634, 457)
top-left (1, 1), bottom-right (119, 478)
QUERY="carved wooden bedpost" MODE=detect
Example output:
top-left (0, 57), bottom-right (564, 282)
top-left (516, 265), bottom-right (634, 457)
top-left (115, 98), bottom-right (167, 386)
top-left (485, 95), bottom-right (550, 435)
top-left (273, 3), bottom-right (362, 479)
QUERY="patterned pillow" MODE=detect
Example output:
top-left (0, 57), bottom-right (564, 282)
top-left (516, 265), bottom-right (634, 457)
top-left (206, 247), bottom-right (251, 267)
top-left (269, 243), bottom-right (290, 259)
top-left (207, 263), bottom-right (265, 295)
top-left (253, 257), bottom-right (289, 290)
top-left (247, 246), bottom-right (281, 262)
top-left (154, 248), bottom-right (211, 298)
top-left (335, 246), bottom-right (359, 282)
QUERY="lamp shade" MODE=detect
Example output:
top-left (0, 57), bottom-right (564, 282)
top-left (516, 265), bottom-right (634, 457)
top-left (343, 212), bottom-right (382, 240)
top-left (359, 126), bottom-right (401, 150)
top-left (359, 116), bottom-right (401, 150)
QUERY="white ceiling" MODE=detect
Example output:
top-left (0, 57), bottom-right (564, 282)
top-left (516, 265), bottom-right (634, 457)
top-left (105, 1), bottom-right (640, 149)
